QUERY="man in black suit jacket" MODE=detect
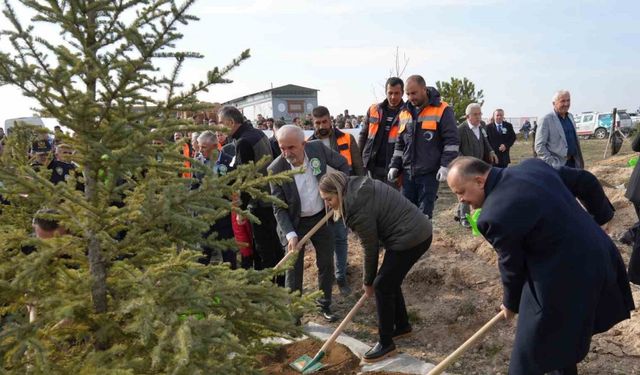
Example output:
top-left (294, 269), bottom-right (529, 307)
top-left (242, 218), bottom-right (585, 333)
top-left (485, 109), bottom-right (516, 167)
top-left (268, 125), bottom-right (350, 322)
top-left (447, 157), bottom-right (634, 375)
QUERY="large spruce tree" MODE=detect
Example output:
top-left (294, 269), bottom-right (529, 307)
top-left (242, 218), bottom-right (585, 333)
top-left (0, 1), bottom-right (307, 373)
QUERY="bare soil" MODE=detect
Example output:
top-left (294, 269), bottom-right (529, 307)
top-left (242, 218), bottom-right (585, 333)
top-left (259, 339), bottom-right (361, 374)
top-left (297, 139), bottom-right (640, 374)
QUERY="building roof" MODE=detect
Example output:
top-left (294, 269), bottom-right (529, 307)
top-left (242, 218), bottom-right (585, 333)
top-left (223, 84), bottom-right (319, 104)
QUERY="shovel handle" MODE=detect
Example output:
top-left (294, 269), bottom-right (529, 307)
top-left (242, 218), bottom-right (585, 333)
top-left (274, 210), bottom-right (334, 269)
top-left (318, 293), bottom-right (368, 354)
top-left (427, 311), bottom-right (504, 375)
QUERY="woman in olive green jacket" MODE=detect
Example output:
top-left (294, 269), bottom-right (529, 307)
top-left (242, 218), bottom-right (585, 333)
top-left (319, 171), bottom-right (432, 362)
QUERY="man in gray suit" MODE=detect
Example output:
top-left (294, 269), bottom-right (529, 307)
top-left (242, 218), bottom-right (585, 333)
top-left (456, 103), bottom-right (497, 227)
top-left (268, 125), bottom-right (350, 322)
top-left (535, 90), bottom-right (584, 169)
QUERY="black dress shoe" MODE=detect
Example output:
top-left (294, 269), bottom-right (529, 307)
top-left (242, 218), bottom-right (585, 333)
top-left (392, 324), bottom-right (412, 339)
top-left (363, 341), bottom-right (396, 362)
top-left (320, 307), bottom-right (339, 322)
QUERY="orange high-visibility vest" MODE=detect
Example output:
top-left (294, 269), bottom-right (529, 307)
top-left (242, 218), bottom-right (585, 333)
top-left (182, 143), bottom-right (192, 179)
top-left (398, 101), bottom-right (449, 134)
top-left (367, 104), bottom-right (400, 144)
top-left (336, 132), bottom-right (352, 166)
top-left (308, 131), bottom-right (354, 166)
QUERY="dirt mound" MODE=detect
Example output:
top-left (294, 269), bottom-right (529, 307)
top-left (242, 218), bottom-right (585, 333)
top-left (259, 338), bottom-right (409, 375)
top-left (259, 339), bottom-right (360, 374)
top-left (590, 164), bottom-right (631, 188)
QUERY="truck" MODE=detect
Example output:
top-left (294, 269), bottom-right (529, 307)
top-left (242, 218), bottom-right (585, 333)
top-left (573, 111), bottom-right (633, 139)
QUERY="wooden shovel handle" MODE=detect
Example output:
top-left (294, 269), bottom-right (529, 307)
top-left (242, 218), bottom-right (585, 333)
top-left (427, 311), bottom-right (504, 375)
top-left (274, 210), bottom-right (334, 269)
top-left (318, 293), bottom-right (368, 354)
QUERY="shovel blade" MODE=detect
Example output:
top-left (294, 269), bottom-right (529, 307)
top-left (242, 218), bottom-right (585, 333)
top-left (289, 354), bottom-right (324, 373)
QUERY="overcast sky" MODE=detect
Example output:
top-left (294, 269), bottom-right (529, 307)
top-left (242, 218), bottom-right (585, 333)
top-left (1, 0), bottom-right (639, 123)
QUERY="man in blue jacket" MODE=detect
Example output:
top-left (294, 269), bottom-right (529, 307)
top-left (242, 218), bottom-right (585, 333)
top-left (447, 156), bottom-right (634, 375)
top-left (388, 75), bottom-right (459, 219)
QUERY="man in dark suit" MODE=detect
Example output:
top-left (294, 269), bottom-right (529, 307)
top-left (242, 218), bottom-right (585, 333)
top-left (456, 103), bottom-right (497, 227)
top-left (268, 125), bottom-right (350, 322)
top-left (485, 109), bottom-right (516, 168)
top-left (447, 157), bottom-right (634, 375)
top-left (219, 106), bottom-right (283, 284)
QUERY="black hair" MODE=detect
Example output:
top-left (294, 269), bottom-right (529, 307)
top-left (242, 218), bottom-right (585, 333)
top-left (385, 77), bottom-right (404, 91)
top-left (312, 106), bottom-right (330, 118)
top-left (218, 105), bottom-right (245, 125)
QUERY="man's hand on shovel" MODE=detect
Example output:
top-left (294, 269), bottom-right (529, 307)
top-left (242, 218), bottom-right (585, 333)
top-left (363, 284), bottom-right (374, 298)
top-left (500, 304), bottom-right (516, 320)
top-left (287, 236), bottom-right (299, 253)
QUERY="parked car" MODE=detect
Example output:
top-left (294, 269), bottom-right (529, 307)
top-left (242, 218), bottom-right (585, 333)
top-left (574, 111), bottom-right (633, 139)
top-left (617, 111), bottom-right (636, 134)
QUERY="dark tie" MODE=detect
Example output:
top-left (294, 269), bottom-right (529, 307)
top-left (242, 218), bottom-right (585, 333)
top-left (497, 124), bottom-right (502, 133)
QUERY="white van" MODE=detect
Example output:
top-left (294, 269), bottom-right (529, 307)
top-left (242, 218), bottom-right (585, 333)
top-left (573, 112), bottom-right (633, 139)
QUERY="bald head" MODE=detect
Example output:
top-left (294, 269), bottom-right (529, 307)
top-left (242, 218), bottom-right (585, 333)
top-left (447, 157), bottom-right (491, 209)
top-left (405, 74), bottom-right (428, 107)
top-left (406, 75), bottom-right (426, 87)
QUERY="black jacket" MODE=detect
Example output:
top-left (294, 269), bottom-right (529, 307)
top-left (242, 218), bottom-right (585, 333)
top-left (625, 131), bottom-right (640, 203)
top-left (478, 159), bottom-right (633, 374)
top-left (485, 121), bottom-right (516, 167)
top-left (358, 99), bottom-right (404, 174)
top-left (229, 121), bottom-right (273, 209)
top-left (389, 87), bottom-right (459, 177)
top-left (344, 176), bottom-right (432, 285)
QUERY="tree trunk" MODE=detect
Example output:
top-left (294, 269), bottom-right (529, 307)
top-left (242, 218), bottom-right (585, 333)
top-left (84, 5), bottom-right (108, 350)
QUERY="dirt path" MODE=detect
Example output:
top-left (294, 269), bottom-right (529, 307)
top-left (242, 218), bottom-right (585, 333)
top-left (299, 142), bottom-right (640, 374)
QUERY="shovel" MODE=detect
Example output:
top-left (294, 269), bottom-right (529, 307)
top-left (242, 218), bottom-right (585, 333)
top-left (290, 293), bottom-right (368, 373)
top-left (427, 311), bottom-right (504, 375)
top-left (274, 210), bottom-right (334, 270)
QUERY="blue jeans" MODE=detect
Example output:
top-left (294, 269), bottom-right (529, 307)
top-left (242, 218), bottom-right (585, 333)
top-left (402, 172), bottom-right (439, 218)
top-left (332, 219), bottom-right (348, 282)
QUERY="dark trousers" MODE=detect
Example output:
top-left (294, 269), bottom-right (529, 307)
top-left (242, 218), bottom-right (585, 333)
top-left (565, 157), bottom-right (577, 168)
top-left (402, 172), bottom-right (439, 218)
top-left (546, 364), bottom-right (578, 375)
top-left (251, 205), bottom-right (285, 286)
top-left (286, 211), bottom-right (335, 309)
top-left (332, 219), bottom-right (348, 282)
top-left (374, 237), bottom-right (431, 345)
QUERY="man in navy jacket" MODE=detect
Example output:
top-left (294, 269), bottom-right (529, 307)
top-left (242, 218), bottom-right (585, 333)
top-left (447, 157), bottom-right (634, 375)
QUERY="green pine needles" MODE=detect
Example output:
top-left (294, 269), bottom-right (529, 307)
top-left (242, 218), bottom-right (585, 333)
top-left (0, 1), bottom-right (310, 373)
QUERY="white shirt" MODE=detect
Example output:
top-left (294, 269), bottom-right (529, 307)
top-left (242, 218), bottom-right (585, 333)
top-left (469, 123), bottom-right (481, 140)
top-left (285, 153), bottom-right (324, 240)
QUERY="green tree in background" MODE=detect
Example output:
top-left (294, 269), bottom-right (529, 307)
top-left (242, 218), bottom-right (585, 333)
top-left (0, 0), bottom-right (308, 373)
top-left (435, 77), bottom-right (485, 122)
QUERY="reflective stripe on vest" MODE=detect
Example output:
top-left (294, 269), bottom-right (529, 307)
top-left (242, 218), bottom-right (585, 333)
top-left (399, 101), bottom-right (449, 133)
top-left (368, 103), bottom-right (399, 143)
top-left (336, 133), bottom-right (353, 166)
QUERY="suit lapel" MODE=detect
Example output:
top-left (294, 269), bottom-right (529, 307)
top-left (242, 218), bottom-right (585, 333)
top-left (280, 158), bottom-right (302, 217)
top-left (552, 114), bottom-right (567, 145)
top-left (306, 142), bottom-right (327, 182)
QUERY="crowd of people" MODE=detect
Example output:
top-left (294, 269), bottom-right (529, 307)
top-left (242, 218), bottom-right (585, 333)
top-left (3, 73), bottom-right (640, 374)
